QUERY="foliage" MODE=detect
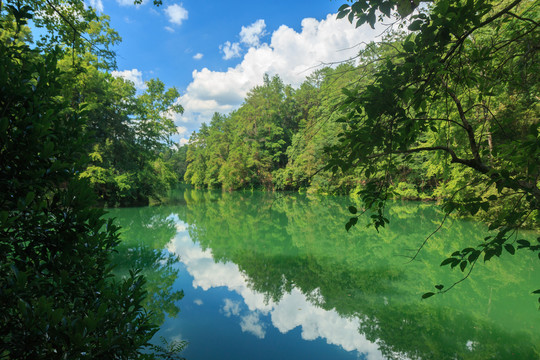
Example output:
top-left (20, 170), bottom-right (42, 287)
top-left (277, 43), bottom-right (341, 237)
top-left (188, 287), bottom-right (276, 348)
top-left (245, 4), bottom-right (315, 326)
top-left (332, 0), bottom-right (539, 299)
top-left (179, 0), bottom-right (539, 302)
top-left (0, 1), bottom-right (185, 358)
top-left (69, 49), bottom-right (181, 206)
top-left (184, 75), bottom-right (298, 190)
top-left (0, 34), bottom-right (158, 359)
top-left (149, 337), bottom-right (188, 360)
top-left (3, 0), bottom-right (183, 206)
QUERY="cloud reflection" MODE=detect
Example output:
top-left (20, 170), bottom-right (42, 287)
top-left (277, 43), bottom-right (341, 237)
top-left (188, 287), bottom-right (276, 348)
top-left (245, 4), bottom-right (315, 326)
top-left (167, 218), bottom-right (383, 359)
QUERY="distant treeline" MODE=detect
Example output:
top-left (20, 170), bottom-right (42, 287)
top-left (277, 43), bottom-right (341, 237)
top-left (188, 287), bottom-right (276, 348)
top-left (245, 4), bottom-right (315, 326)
top-left (181, 61), bottom-right (448, 199)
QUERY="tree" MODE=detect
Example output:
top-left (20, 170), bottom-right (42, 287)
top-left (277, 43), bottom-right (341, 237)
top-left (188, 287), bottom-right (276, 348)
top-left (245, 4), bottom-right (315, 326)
top-left (332, 0), bottom-right (539, 298)
top-left (0, 28), bottom-right (158, 359)
top-left (0, 1), bottom-right (185, 358)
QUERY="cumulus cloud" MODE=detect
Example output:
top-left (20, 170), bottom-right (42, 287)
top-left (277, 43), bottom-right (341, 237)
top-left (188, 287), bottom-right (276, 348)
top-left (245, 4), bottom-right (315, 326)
top-left (194, 299), bottom-right (203, 306)
top-left (165, 3), bottom-right (188, 26)
top-left (111, 69), bottom-right (146, 91)
top-left (193, 53), bottom-right (204, 60)
top-left (240, 312), bottom-right (266, 339)
top-left (176, 126), bottom-right (188, 135)
top-left (177, 13), bottom-right (381, 133)
top-left (240, 19), bottom-right (267, 47)
top-left (87, 0), bottom-right (103, 12)
top-left (222, 299), bottom-right (242, 317)
top-left (220, 41), bottom-right (241, 60)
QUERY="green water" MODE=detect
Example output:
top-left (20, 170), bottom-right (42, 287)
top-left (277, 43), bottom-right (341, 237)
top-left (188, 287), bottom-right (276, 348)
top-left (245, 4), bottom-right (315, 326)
top-left (107, 189), bottom-right (539, 360)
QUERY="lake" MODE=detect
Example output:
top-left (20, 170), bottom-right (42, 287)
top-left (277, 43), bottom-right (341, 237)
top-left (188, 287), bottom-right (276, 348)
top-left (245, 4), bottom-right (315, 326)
top-left (107, 189), bottom-right (539, 360)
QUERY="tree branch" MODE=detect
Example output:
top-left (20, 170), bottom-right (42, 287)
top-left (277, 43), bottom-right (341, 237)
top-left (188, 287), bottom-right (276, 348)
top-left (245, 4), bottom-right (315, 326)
top-left (440, 79), bottom-right (485, 168)
top-left (443, 0), bottom-right (523, 64)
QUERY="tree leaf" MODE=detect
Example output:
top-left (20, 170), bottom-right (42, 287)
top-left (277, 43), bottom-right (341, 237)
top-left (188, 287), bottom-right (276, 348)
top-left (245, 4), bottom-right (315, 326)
top-left (504, 244), bottom-right (515, 255)
top-left (517, 239), bottom-right (530, 247)
top-left (422, 292), bottom-right (435, 299)
top-left (408, 19), bottom-right (423, 31)
top-left (440, 258), bottom-right (454, 266)
top-left (468, 250), bottom-right (481, 263)
top-left (337, 10), bottom-right (350, 20)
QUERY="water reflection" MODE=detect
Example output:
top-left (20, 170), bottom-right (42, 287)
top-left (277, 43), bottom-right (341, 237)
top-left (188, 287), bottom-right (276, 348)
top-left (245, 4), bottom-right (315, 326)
top-left (107, 206), bottom-right (184, 325)
top-left (110, 189), bottom-right (540, 359)
top-left (166, 225), bottom-right (382, 358)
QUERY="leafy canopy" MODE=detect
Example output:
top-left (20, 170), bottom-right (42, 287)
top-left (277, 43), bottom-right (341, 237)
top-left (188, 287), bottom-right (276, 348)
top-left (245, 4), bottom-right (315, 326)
top-left (332, 0), bottom-right (539, 299)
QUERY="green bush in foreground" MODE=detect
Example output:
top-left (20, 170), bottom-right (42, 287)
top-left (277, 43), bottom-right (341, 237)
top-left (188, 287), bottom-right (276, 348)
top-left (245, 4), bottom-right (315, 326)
top-left (0, 30), bottom-right (160, 360)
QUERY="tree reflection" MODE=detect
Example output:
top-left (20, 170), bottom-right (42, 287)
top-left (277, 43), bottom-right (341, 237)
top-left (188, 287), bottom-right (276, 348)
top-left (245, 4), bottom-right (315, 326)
top-left (108, 206), bottom-right (184, 325)
top-left (179, 190), bottom-right (540, 360)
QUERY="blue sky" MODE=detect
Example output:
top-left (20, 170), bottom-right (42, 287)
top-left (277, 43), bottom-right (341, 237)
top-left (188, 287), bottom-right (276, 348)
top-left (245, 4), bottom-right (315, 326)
top-left (87, 0), bottom-right (381, 144)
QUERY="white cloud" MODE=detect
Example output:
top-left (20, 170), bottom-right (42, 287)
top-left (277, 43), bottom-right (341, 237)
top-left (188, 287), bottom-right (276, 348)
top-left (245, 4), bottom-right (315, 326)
top-left (176, 126), bottom-right (188, 135)
top-left (116, 0), bottom-right (136, 6)
top-left (193, 53), bottom-right (204, 60)
top-left (179, 138), bottom-right (190, 146)
top-left (165, 4), bottom-right (188, 26)
top-left (240, 312), bottom-right (266, 339)
top-left (165, 26), bottom-right (175, 33)
top-left (240, 19), bottom-right (267, 47)
top-left (111, 69), bottom-right (146, 91)
top-left (87, 0), bottom-right (103, 12)
top-left (178, 13), bottom-right (381, 132)
top-left (220, 41), bottom-right (241, 60)
top-left (222, 299), bottom-right (241, 317)
top-left (194, 299), bottom-right (203, 306)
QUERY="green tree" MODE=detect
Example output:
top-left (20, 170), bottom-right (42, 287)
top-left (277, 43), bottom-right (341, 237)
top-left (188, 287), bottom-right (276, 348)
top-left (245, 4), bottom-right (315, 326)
top-left (0, 1), bottom-right (185, 358)
top-left (333, 0), bottom-right (539, 297)
top-left (0, 29), bottom-right (157, 359)
top-left (184, 74), bottom-right (300, 190)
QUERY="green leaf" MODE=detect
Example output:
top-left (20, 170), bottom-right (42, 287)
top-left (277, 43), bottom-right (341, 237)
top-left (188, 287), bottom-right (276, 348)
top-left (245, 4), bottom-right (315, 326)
top-left (440, 258), bottom-right (454, 266)
top-left (348, 205), bottom-right (357, 214)
top-left (504, 244), bottom-right (515, 255)
top-left (403, 41), bottom-right (415, 52)
top-left (337, 10), bottom-right (350, 20)
top-left (438, 0), bottom-right (449, 14)
top-left (422, 292), bottom-right (435, 299)
top-left (408, 19), bottom-right (423, 31)
top-left (435, 284), bottom-right (444, 290)
top-left (25, 191), bottom-right (35, 205)
top-left (0, 211), bottom-right (8, 224)
top-left (484, 250), bottom-right (496, 262)
top-left (345, 217), bottom-right (358, 232)
top-left (517, 239), bottom-right (531, 247)
top-left (459, 261), bottom-right (467, 272)
top-left (348, 10), bottom-right (355, 23)
top-left (43, 141), bottom-right (54, 157)
top-left (0, 117), bottom-right (8, 133)
top-left (532, 289), bottom-right (540, 294)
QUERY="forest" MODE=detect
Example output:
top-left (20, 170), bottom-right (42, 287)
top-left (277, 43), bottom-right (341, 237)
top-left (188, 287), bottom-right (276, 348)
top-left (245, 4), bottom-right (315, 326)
top-left (0, 0), bottom-right (185, 358)
top-left (1, 0), bottom-right (538, 358)
top-left (181, 0), bottom-right (539, 297)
